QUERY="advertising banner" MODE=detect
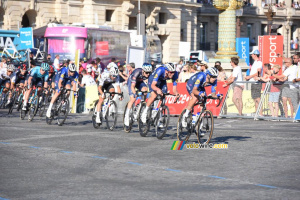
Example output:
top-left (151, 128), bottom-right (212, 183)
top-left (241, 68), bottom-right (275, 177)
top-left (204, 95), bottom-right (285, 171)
top-left (261, 35), bottom-right (283, 67)
top-left (19, 27), bottom-right (34, 50)
top-left (95, 41), bottom-right (109, 56)
top-left (165, 82), bottom-right (229, 116)
top-left (236, 38), bottom-right (250, 66)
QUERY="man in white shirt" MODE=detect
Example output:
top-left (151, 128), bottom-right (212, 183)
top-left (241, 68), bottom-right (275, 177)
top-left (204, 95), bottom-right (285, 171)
top-left (80, 69), bottom-right (96, 88)
top-left (223, 57), bottom-right (244, 115)
top-left (245, 49), bottom-right (263, 116)
top-left (53, 55), bottom-right (60, 71)
top-left (273, 58), bottom-right (298, 118)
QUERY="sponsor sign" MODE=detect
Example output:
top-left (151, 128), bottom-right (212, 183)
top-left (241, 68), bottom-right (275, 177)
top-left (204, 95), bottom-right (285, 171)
top-left (236, 38), bottom-right (249, 66)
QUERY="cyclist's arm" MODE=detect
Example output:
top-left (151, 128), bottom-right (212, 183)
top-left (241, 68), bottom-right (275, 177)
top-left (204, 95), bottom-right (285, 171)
top-left (27, 76), bottom-right (33, 88)
top-left (192, 86), bottom-right (204, 97)
top-left (10, 74), bottom-right (16, 90)
top-left (98, 85), bottom-right (104, 96)
top-left (58, 79), bottom-right (63, 90)
top-left (151, 81), bottom-right (161, 93)
top-left (44, 81), bottom-right (48, 89)
top-left (116, 85), bottom-right (122, 95)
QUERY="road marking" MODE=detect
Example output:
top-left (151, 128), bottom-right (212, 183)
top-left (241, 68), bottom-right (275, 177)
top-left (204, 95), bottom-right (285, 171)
top-left (256, 184), bottom-right (277, 189)
top-left (0, 197), bottom-right (10, 200)
top-left (207, 175), bottom-right (226, 180)
top-left (0, 142), bottom-right (11, 144)
top-left (92, 156), bottom-right (108, 159)
top-left (165, 168), bottom-right (181, 172)
top-left (29, 146), bottom-right (40, 149)
top-left (127, 161), bottom-right (143, 166)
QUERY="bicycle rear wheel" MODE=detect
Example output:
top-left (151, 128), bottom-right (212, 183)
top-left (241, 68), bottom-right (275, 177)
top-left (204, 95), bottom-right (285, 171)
top-left (39, 93), bottom-right (48, 117)
top-left (28, 96), bottom-right (39, 121)
top-left (177, 109), bottom-right (193, 141)
top-left (106, 100), bottom-right (118, 131)
top-left (138, 102), bottom-right (151, 137)
top-left (155, 105), bottom-right (170, 139)
top-left (17, 93), bottom-right (23, 112)
top-left (92, 100), bottom-right (101, 129)
top-left (57, 99), bottom-right (70, 126)
top-left (197, 110), bottom-right (214, 144)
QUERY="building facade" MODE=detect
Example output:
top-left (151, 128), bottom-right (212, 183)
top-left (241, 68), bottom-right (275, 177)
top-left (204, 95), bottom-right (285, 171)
top-left (0, 0), bottom-right (299, 62)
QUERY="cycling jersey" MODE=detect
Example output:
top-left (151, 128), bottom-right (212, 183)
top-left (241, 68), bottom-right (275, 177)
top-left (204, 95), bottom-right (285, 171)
top-left (186, 72), bottom-right (217, 95)
top-left (148, 66), bottom-right (178, 93)
top-left (127, 68), bottom-right (147, 96)
top-left (0, 68), bottom-right (16, 83)
top-left (98, 71), bottom-right (120, 86)
top-left (30, 66), bottom-right (49, 82)
top-left (54, 67), bottom-right (79, 90)
top-left (15, 69), bottom-right (29, 84)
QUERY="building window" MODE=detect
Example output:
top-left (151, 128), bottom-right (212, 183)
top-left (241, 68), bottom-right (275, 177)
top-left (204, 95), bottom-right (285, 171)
top-left (129, 17), bottom-right (137, 30)
top-left (106, 10), bottom-right (114, 22)
top-left (200, 22), bottom-right (209, 50)
top-left (159, 13), bottom-right (167, 24)
top-left (247, 23), bottom-right (253, 39)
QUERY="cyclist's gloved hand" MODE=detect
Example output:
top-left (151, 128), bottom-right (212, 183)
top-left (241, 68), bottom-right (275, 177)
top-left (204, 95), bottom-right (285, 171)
top-left (57, 89), bottom-right (60, 93)
top-left (74, 92), bottom-right (78, 97)
top-left (101, 93), bottom-right (105, 98)
top-left (217, 94), bottom-right (223, 98)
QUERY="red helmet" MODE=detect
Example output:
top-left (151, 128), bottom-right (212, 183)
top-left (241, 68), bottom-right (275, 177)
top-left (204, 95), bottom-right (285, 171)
top-left (49, 65), bottom-right (54, 73)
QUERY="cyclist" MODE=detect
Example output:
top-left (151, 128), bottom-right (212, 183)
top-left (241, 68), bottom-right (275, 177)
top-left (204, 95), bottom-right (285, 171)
top-left (22, 62), bottom-right (50, 110)
top-left (13, 63), bottom-right (29, 97)
top-left (181, 67), bottom-right (221, 127)
top-left (46, 63), bottom-right (78, 118)
top-left (0, 64), bottom-right (16, 105)
top-left (95, 63), bottom-right (123, 124)
top-left (124, 63), bottom-right (152, 126)
top-left (141, 63), bottom-right (179, 123)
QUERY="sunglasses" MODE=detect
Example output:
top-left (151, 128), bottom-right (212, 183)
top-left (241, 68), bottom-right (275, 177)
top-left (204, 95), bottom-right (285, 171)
top-left (111, 75), bottom-right (118, 78)
top-left (211, 76), bottom-right (218, 78)
top-left (41, 69), bottom-right (45, 72)
top-left (183, 70), bottom-right (187, 72)
top-left (144, 72), bottom-right (151, 75)
top-left (169, 71), bottom-right (175, 74)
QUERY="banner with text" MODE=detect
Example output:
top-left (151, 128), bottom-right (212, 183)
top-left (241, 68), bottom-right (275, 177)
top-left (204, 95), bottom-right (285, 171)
top-left (236, 38), bottom-right (250, 66)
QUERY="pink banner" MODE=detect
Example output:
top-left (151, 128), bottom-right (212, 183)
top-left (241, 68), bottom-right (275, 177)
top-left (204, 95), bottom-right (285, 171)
top-left (45, 27), bottom-right (87, 38)
top-left (48, 38), bottom-right (85, 54)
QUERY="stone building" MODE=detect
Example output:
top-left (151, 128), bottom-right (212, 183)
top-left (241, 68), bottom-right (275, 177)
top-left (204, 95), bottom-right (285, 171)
top-left (0, 0), bottom-right (299, 62)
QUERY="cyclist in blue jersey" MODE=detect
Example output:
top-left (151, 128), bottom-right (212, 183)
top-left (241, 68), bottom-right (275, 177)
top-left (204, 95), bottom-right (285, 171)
top-left (182, 67), bottom-right (221, 127)
top-left (141, 63), bottom-right (180, 123)
top-left (124, 63), bottom-right (152, 126)
top-left (46, 63), bottom-right (79, 118)
top-left (22, 62), bottom-right (50, 110)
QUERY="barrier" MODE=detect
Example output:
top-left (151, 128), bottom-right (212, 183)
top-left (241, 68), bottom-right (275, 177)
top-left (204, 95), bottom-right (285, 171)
top-left (219, 81), bottom-right (300, 122)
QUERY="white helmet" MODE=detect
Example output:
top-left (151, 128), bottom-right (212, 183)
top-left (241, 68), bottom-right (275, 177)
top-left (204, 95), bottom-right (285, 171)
top-left (206, 67), bottom-right (219, 77)
top-left (107, 62), bottom-right (118, 69)
top-left (142, 63), bottom-right (152, 72)
top-left (68, 63), bottom-right (76, 72)
top-left (164, 63), bottom-right (176, 72)
top-left (7, 64), bottom-right (15, 72)
top-left (110, 66), bottom-right (119, 76)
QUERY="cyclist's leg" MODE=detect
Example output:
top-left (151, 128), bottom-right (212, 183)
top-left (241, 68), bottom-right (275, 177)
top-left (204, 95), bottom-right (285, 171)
top-left (23, 78), bottom-right (34, 109)
top-left (125, 80), bottom-right (136, 126)
top-left (46, 79), bottom-right (63, 117)
top-left (96, 84), bottom-right (108, 123)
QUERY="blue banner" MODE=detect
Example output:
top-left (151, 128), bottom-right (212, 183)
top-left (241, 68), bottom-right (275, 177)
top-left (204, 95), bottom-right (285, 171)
top-left (19, 27), bottom-right (33, 50)
top-left (295, 104), bottom-right (300, 121)
top-left (236, 38), bottom-right (249, 66)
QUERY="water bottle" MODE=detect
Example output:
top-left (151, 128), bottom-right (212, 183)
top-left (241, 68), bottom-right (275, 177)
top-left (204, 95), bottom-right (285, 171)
top-left (192, 114), bottom-right (197, 124)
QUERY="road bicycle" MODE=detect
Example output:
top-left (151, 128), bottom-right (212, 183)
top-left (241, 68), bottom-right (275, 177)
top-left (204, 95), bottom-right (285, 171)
top-left (0, 47), bottom-right (22, 60)
top-left (92, 92), bottom-right (123, 131)
top-left (46, 88), bottom-right (72, 126)
top-left (0, 85), bottom-right (8, 109)
top-left (20, 87), bottom-right (41, 121)
top-left (138, 93), bottom-right (178, 139)
top-left (177, 94), bottom-right (222, 144)
top-left (123, 91), bottom-right (148, 133)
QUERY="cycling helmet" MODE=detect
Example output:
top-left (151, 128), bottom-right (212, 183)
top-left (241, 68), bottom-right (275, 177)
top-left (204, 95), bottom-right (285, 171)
top-left (68, 63), bottom-right (76, 72)
top-left (7, 64), bottom-right (15, 72)
top-left (109, 66), bottom-right (119, 76)
top-left (49, 65), bottom-right (54, 73)
top-left (206, 67), bottom-right (219, 77)
top-left (164, 62), bottom-right (176, 72)
top-left (107, 62), bottom-right (118, 69)
top-left (41, 62), bottom-right (50, 71)
top-left (142, 63), bottom-right (152, 72)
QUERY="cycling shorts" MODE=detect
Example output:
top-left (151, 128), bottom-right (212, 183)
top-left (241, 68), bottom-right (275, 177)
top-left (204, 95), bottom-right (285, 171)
top-left (127, 79), bottom-right (147, 96)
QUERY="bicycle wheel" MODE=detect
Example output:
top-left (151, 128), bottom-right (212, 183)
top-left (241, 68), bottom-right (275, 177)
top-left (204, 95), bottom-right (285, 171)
top-left (197, 110), bottom-right (214, 144)
top-left (155, 105), bottom-right (170, 139)
top-left (8, 91), bottom-right (17, 114)
top-left (28, 96), bottom-right (39, 121)
top-left (57, 99), bottom-right (70, 126)
top-left (138, 102), bottom-right (151, 137)
top-left (92, 100), bottom-right (102, 129)
top-left (177, 109), bottom-right (193, 141)
top-left (17, 93), bottom-right (23, 112)
top-left (123, 102), bottom-right (134, 133)
top-left (106, 100), bottom-right (118, 131)
top-left (0, 93), bottom-right (8, 109)
top-left (20, 103), bottom-right (28, 120)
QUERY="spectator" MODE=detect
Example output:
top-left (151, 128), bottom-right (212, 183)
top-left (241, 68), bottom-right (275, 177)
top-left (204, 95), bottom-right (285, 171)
top-left (0, 58), bottom-right (7, 69)
top-left (293, 37), bottom-right (299, 50)
top-left (80, 69), bottom-right (96, 88)
top-left (124, 62), bottom-right (135, 81)
top-left (95, 57), bottom-right (105, 72)
top-left (178, 64), bottom-right (192, 82)
top-left (199, 62), bottom-right (208, 72)
top-left (223, 57), bottom-right (244, 116)
top-left (292, 54), bottom-right (299, 66)
top-left (189, 62), bottom-right (197, 75)
top-left (53, 54), bottom-right (60, 71)
top-left (272, 58), bottom-right (298, 118)
top-left (151, 60), bottom-right (156, 70)
top-left (250, 37), bottom-right (256, 46)
top-left (118, 64), bottom-right (127, 83)
top-left (262, 64), bottom-right (282, 120)
top-left (176, 60), bottom-right (184, 72)
top-left (91, 61), bottom-right (101, 82)
top-left (46, 54), bottom-right (52, 64)
top-left (245, 49), bottom-right (263, 116)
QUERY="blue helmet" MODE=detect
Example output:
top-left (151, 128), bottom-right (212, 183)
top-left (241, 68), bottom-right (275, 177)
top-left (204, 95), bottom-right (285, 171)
top-left (41, 62), bottom-right (50, 71)
top-left (142, 63), bottom-right (152, 72)
top-left (205, 67), bottom-right (219, 77)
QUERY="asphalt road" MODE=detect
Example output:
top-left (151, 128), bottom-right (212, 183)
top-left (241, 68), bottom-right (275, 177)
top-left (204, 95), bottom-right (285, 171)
top-left (0, 110), bottom-right (299, 200)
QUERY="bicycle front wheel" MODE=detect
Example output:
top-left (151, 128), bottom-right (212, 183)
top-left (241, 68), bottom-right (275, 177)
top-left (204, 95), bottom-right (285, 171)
top-left (155, 105), bottom-right (170, 139)
top-left (8, 91), bottom-right (17, 114)
top-left (57, 99), bottom-right (70, 126)
top-left (106, 100), bottom-right (118, 131)
top-left (28, 96), bottom-right (39, 121)
top-left (177, 109), bottom-right (192, 141)
top-left (138, 102), bottom-right (150, 137)
top-left (92, 100), bottom-right (101, 129)
top-left (123, 102), bottom-right (133, 133)
top-left (197, 110), bottom-right (214, 144)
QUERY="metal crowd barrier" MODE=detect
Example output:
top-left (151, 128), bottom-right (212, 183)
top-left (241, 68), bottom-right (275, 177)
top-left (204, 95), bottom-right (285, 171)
top-left (219, 81), bottom-right (300, 122)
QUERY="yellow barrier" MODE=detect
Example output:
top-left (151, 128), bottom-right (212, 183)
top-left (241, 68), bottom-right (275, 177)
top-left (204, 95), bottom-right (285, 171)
top-left (85, 85), bottom-right (99, 109)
